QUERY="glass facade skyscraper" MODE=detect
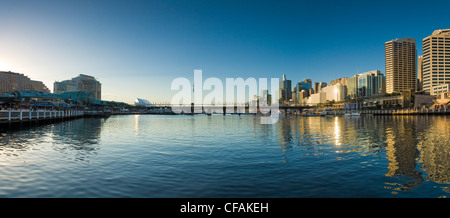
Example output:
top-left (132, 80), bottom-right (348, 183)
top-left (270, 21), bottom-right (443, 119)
top-left (357, 70), bottom-right (385, 98)
top-left (347, 70), bottom-right (385, 99)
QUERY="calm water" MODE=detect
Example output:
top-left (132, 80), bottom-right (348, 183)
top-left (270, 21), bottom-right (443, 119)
top-left (0, 114), bottom-right (449, 198)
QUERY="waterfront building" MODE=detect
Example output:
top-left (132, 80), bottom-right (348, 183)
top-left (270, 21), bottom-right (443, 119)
top-left (54, 74), bottom-right (102, 100)
top-left (295, 81), bottom-right (309, 92)
top-left (322, 83), bottom-right (346, 102)
top-left (435, 92), bottom-right (450, 106)
top-left (303, 79), bottom-right (312, 92)
top-left (422, 29), bottom-right (450, 94)
top-left (260, 89), bottom-right (268, 99)
top-left (292, 87), bottom-right (297, 104)
top-left (418, 55), bottom-right (423, 91)
top-left (56, 90), bottom-right (96, 105)
top-left (0, 71), bottom-right (50, 95)
top-left (330, 77), bottom-right (348, 86)
top-left (345, 71), bottom-right (385, 99)
top-left (306, 91), bottom-right (325, 106)
top-left (385, 38), bottom-right (417, 93)
top-left (260, 89), bottom-right (271, 106)
top-left (250, 95), bottom-right (259, 110)
top-left (414, 94), bottom-right (435, 108)
top-left (279, 74), bottom-right (291, 103)
top-left (260, 89), bottom-right (268, 98)
top-left (305, 83), bottom-right (345, 105)
top-left (295, 81), bottom-right (309, 100)
top-left (347, 76), bottom-right (358, 99)
top-left (311, 81), bottom-right (327, 95)
top-left (297, 90), bottom-right (306, 105)
top-left (295, 78), bottom-right (316, 101)
top-left (53, 80), bottom-right (78, 94)
top-left (431, 83), bottom-right (450, 96)
top-left (0, 90), bottom-right (96, 106)
top-left (318, 82), bottom-right (327, 93)
top-left (314, 82), bottom-right (319, 94)
top-left (375, 95), bottom-right (403, 108)
top-left (357, 70), bottom-right (385, 98)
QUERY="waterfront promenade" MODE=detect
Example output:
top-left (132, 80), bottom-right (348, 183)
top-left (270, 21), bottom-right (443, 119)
top-left (0, 109), bottom-right (106, 125)
top-left (287, 108), bottom-right (450, 116)
top-left (0, 107), bottom-right (448, 126)
top-left (365, 108), bottom-right (450, 115)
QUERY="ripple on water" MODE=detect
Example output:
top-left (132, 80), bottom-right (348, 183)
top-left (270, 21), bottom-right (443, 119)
top-left (0, 115), bottom-right (449, 197)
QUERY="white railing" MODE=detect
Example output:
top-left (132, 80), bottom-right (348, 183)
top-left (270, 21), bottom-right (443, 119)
top-left (0, 110), bottom-right (84, 121)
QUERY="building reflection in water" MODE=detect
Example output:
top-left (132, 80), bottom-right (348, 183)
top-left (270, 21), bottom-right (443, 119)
top-left (275, 115), bottom-right (450, 193)
top-left (383, 116), bottom-right (423, 192)
top-left (0, 117), bottom-right (105, 162)
top-left (277, 116), bottom-right (295, 162)
top-left (1, 114), bottom-right (449, 194)
top-left (417, 116), bottom-right (450, 185)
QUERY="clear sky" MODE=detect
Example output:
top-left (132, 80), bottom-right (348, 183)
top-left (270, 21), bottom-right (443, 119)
top-left (0, 0), bottom-right (449, 104)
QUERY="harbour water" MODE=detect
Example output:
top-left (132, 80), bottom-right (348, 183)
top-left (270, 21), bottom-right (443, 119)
top-left (0, 114), bottom-right (449, 198)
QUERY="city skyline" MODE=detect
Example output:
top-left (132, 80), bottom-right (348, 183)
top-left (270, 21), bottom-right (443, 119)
top-left (1, 0), bottom-right (450, 103)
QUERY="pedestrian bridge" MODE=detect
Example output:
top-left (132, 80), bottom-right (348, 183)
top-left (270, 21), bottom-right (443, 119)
top-left (146, 104), bottom-right (314, 114)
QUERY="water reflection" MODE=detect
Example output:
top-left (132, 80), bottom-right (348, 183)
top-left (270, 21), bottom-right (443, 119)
top-left (276, 115), bottom-right (450, 193)
top-left (0, 118), bottom-right (105, 162)
top-left (277, 116), bottom-right (382, 154)
top-left (418, 116), bottom-right (450, 186)
top-left (0, 114), bottom-right (449, 197)
top-left (382, 116), bottom-right (423, 193)
top-left (50, 118), bottom-right (104, 161)
top-left (0, 127), bottom-right (48, 157)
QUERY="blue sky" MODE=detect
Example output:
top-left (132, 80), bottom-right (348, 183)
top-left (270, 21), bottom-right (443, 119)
top-left (0, 0), bottom-right (449, 103)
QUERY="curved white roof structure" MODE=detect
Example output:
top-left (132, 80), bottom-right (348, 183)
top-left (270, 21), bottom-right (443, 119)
top-left (135, 98), bottom-right (154, 107)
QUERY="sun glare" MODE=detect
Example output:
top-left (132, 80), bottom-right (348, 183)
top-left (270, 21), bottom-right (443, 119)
top-left (0, 61), bottom-right (24, 73)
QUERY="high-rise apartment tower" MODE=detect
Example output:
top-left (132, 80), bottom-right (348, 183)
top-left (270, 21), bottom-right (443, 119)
top-left (385, 38), bottom-right (417, 93)
top-left (422, 29), bottom-right (450, 95)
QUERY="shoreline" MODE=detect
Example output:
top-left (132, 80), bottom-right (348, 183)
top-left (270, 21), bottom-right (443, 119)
top-left (1, 108), bottom-right (448, 129)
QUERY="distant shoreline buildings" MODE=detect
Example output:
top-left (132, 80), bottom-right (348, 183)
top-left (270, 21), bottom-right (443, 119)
top-left (276, 28), bottom-right (450, 109)
top-left (0, 71), bottom-right (108, 108)
top-left (0, 71), bottom-right (102, 100)
top-left (0, 71), bottom-right (102, 102)
top-left (0, 29), bottom-right (449, 109)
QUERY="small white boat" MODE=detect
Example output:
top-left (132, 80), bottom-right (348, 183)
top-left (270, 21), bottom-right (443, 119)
top-left (321, 109), bottom-right (333, 116)
top-left (345, 111), bottom-right (361, 116)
